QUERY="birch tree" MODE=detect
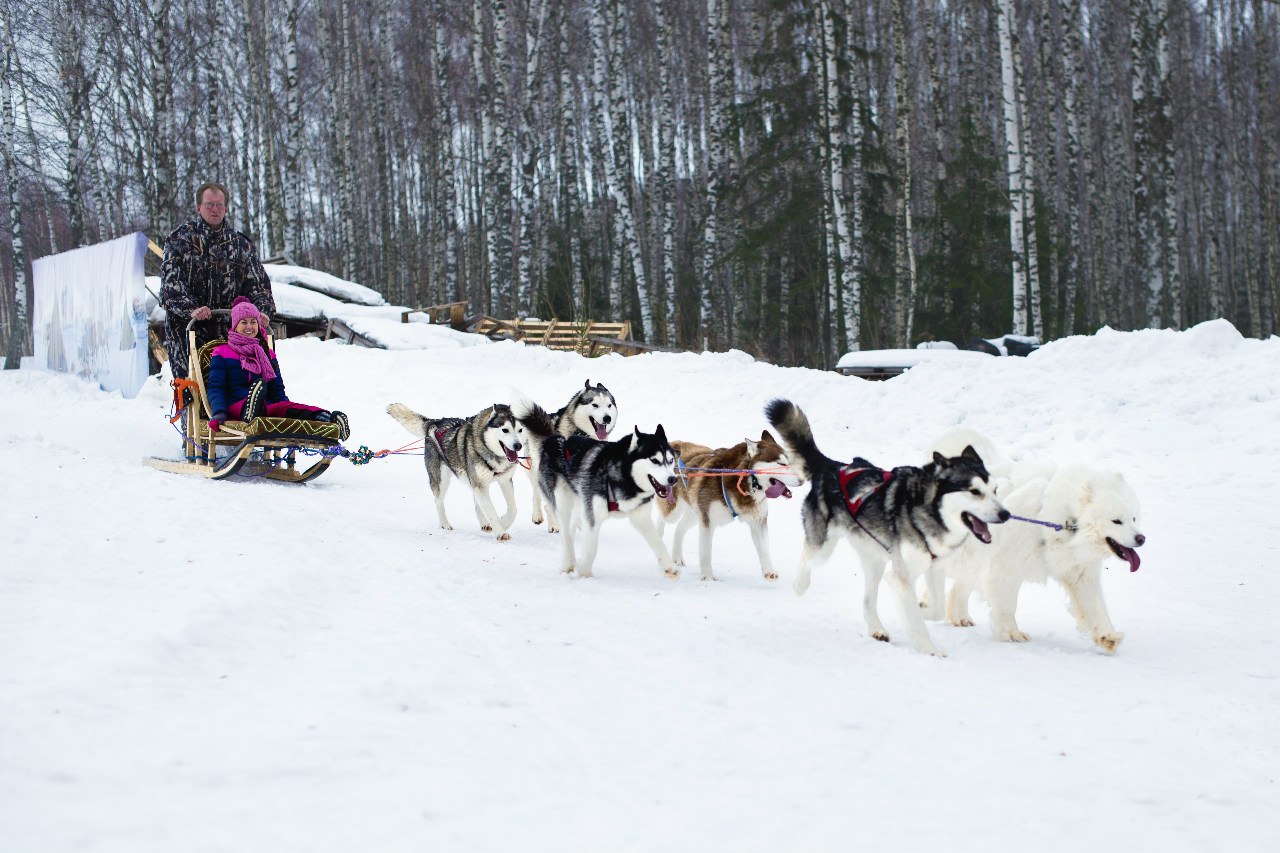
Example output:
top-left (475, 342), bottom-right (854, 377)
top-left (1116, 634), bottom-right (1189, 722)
top-left (3, 35), bottom-right (26, 368)
top-left (997, 0), bottom-right (1030, 334)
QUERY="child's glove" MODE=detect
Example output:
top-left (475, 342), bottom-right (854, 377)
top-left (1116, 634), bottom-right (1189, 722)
top-left (208, 413), bottom-right (226, 432)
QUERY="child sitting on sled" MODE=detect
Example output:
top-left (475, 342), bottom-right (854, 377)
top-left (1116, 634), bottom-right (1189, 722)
top-left (206, 297), bottom-right (350, 440)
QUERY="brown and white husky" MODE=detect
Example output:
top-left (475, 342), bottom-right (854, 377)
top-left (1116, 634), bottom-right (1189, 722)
top-left (656, 431), bottom-right (804, 581)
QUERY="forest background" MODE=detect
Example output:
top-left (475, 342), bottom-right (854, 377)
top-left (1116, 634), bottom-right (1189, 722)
top-left (2, 0), bottom-right (1277, 368)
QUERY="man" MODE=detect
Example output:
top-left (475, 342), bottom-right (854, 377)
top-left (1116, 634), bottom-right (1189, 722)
top-left (159, 182), bottom-right (276, 378)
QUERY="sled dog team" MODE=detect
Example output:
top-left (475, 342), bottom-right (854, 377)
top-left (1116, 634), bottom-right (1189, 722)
top-left (387, 382), bottom-right (1146, 657)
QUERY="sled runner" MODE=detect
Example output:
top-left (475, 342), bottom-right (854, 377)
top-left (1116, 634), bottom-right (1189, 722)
top-left (144, 312), bottom-right (343, 482)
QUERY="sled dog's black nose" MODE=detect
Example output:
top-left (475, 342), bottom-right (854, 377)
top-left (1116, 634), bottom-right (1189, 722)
top-left (1135, 533), bottom-right (1146, 546)
top-left (998, 509), bottom-right (1010, 522)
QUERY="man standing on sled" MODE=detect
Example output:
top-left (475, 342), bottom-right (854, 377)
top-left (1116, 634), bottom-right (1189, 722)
top-left (159, 181), bottom-right (275, 379)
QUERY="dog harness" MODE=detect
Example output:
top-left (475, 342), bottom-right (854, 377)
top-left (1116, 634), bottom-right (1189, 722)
top-left (838, 466), bottom-right (892, 519)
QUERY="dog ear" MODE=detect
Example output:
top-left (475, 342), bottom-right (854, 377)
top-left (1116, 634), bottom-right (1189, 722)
top-left (760, 429), bottom-right (774, 442)
top-left (629, 426), bottom-right (640, 450)
top-left (654, 423), bottom-right (668, 444)
top-left (584, 379), bottom-right (592, 391)
top-left (932, 451), bottom-right (948, 467)
top-left (961, 444), bottom-right (983, 463)
top-left (745, 437), bottom-right (759, 455)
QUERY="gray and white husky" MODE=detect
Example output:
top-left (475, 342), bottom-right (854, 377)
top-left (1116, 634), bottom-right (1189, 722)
top-left (765, 399), bottom-right (1009, 656)
top-left (517, 400), bottom-right (679, 579)
top-left (527, 380), bottom-right (619, 531)
top-left (387, 402), bottom-right (528, 541)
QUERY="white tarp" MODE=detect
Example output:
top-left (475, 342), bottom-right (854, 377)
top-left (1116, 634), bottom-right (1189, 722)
top-left (32, 232), bottom-right (150, 398)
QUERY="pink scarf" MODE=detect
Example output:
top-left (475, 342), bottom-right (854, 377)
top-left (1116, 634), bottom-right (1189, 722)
top-left (226, 330), bottom-right (277, 382)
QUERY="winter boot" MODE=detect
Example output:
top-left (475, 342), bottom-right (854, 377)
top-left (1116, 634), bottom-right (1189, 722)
top-left (330, 411), bottom-right (350, 441)
top-left (242, 380), bottom-right (267, 422)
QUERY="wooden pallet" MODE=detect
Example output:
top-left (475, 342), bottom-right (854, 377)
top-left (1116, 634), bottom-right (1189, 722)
top-left (469, 317), bottom-right (635, 356)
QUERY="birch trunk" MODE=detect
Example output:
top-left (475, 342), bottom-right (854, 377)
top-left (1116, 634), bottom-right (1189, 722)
top-left (1060, 0), bottom-right (1087, 334)
top-left (490, 0), bottom-right (514, 314)
top-left (1252, 0), bottom-right (1277, 334)
top-left (654, 0), bottom-right (678, 344)
top-left (149, 0), bottom-right (174, 232)
top-left (57, 2), bottom-right (92, 247)
top-left (3, 38), bottom-right (26, 368)
top-left (435, 23), bottom-right (458, 303)
top-left (997, 0), bottom-right (1030, 334)
top-left (1012, 3), bottom-right (1043, 338)
top-left (702, 0), bottom-right (729, 346)
top-left (892, 0), bottom-right (918, 345)
top-left (284, 0), bottom-right (302, 261)
top-left (517, 0), bottom-right (549, 316)
top-left (557, 4), bottom-right (583, 314)
top-left (606, 0), bottom-right (651, 337)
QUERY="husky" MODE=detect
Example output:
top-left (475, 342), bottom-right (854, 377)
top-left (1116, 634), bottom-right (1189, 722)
top-left (386, 402), bottom-right (528, 541)
top-left (655, 433), bottom-right (804, 581)
top-left (937, 463), bottom-right (1145, 653)
top-left (765, 399), bottom-right (1009, 656)
top-left (526, 380), bottom-right (619, 531)
top-left (517, 401), bottom-right (679, 579)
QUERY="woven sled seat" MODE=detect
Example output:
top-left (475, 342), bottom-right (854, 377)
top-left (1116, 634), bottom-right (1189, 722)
top-left (229, 415), bottom-right (343, 440)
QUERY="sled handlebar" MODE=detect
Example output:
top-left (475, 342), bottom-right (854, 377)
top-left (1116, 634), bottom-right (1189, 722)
top-left (185, 309), bottom-right (232, 333)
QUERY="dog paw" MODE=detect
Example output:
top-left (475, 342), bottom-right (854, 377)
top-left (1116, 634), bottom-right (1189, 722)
top-left (548, 524), bottom-right (560, 534)
top-left (1094, 632), bottom-right (1125, 653)
top-left (950, 618), bottom-right (975, 628)
top-left (531, 516), bottom-right (544, 526)
top-left (872, 631), bottom-right (890, 643)
top-left (480, 524), bottom-right (493, 533)
top-left (700, 573), bottom-right (719, 582)
top-left (997, 629), bottom-right (1031, 643)
top-left (497, 532), bottom-right (511, 542)
top-left (925, 646), bottom-right (948, 658)
top-left (663, 565), bottom-right (680, 580)
top-left (762, 570), bottom-right (779, 581)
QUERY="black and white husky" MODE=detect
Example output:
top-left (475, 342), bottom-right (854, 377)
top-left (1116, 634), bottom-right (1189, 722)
top-left (527, 380), bottom-right (619, 531)
top-left (387, 402), bottom-right (528, 541)
top-left (765, 399), bottom-right (1009, 656)
top-left (517, 401), bottom-right (679, 579)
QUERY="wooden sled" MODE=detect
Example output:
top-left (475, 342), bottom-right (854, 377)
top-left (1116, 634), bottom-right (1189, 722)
top-left (145, 311), bottom-right (344, 482)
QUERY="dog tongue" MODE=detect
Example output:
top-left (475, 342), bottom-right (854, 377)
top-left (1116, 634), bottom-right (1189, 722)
top-left (594, 422), bottom-right (608, 440)
top-left (667, 487), bottom-right (677, 505)
top-left (968, 515), bottom-right (991, 542)
top-left (765, 480), bottom-right (791, 499)
top-left (1121, 546), bottom-right (1141, 572)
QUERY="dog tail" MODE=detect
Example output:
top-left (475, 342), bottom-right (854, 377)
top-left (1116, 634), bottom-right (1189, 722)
top-left (513, 397), bottom-right (555, 439)
top-left (764, 398), bottom-right (827, 481)
top-left (386, 402), bottom-right (427, 438)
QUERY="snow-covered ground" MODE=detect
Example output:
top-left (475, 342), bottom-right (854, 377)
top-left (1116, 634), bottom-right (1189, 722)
top-left (2, 320), bottom-right (1277, 852)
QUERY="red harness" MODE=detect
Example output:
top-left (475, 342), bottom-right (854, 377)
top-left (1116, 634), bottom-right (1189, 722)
top-left (837, 466), bottom-right (892, 518)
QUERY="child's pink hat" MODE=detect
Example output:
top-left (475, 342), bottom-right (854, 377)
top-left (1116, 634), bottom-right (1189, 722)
top-left (230, 297), bottom-right (264, 329)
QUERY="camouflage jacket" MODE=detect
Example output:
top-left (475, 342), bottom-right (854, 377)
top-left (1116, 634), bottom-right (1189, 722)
top-left (159, 216), bottom-right (275, 376)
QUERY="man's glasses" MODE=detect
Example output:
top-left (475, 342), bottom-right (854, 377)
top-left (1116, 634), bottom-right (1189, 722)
top-left (200, 202), bottom-right (226, 210)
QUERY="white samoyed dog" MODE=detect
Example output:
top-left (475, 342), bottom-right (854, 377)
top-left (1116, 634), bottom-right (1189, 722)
top-left (922, 429), bottom-right (1146, 653)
